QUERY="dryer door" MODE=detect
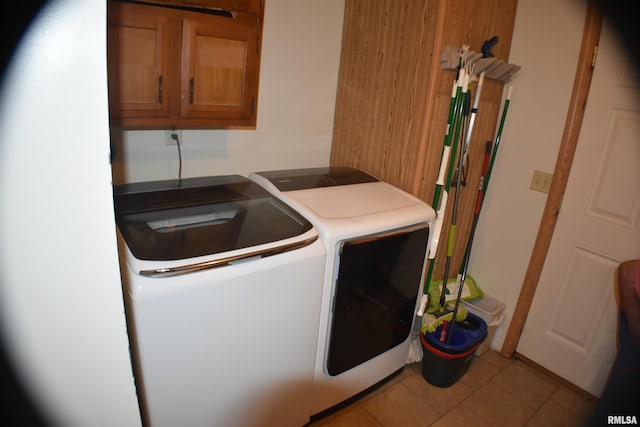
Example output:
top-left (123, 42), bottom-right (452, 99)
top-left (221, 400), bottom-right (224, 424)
top-left (326, 224), bottom-right (429, 376)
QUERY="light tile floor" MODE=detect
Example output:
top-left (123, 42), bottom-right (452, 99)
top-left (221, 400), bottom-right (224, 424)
top-left (308, 350), bottom-right (597, 427)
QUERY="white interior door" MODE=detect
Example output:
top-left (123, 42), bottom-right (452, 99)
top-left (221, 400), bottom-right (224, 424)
top-left (517, 18), bottom-right (640, 397)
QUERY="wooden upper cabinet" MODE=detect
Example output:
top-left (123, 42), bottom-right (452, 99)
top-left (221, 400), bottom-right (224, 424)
top-left (107, 4), bottom-right (171, 118)
top-left (107, 0), bottom-right (263, 128)
top-left (180, 13), bottom-right (259, 122)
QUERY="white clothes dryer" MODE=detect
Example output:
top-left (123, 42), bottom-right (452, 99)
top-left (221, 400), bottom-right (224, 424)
top-left (250, 167), bottom-right (435, 415)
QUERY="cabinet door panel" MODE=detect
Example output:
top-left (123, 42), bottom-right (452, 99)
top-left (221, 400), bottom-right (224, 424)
top-left (107, 3), bottom-right (171, 118)
top-left (180, 14), bottom-right (259, 123)
top-left (192, 36), bottom-right (246, 106)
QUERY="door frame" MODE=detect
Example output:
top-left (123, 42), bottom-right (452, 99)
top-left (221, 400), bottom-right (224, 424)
top-left (500, 0), bottom-right (603, 357)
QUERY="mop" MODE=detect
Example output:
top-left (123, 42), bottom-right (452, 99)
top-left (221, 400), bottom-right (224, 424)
top-left (443, 84), bottom-right (514, 343)
top-left (422, 70), bottom-right (468, 308)
top-left (424, 71), bottom-right (485, 338)
top-left (407, 70), bottom-right (467, 363)
top-left (441, 140), bottom-right (492, 343)
top-left (434, 72), bottom-right (485, 343)
top-left (426, 44), bottom-right (518, 338)
top-left (430, 72), bottom-right (488, 310)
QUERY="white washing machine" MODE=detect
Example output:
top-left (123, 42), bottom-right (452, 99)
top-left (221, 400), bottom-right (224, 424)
top-left (250, 167), bottom-right (436, 414)
top-left (113, 175), bottom-right (326, 427)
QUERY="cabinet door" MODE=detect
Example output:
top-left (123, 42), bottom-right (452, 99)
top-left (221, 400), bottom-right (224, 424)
top-left (180, 13), bottom-right (260, 125)
top-left (107, 2), bottom-right (172, 118)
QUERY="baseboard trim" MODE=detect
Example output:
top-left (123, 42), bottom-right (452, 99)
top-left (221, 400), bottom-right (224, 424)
top-left (514, 352), bottom-right (598, 402)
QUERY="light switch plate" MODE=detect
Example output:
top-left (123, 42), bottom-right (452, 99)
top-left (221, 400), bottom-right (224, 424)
top-left (530, 170), bottom-right (553, 194)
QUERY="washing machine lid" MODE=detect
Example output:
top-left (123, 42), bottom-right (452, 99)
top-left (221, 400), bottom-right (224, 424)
top-left (114, 175), bottom-right (313, 261)
top-left (253, 167), bottom-right (378, 191)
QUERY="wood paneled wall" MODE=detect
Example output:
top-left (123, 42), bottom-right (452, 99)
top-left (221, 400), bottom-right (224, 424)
top-left (331, 0), bottom-right (518, 282)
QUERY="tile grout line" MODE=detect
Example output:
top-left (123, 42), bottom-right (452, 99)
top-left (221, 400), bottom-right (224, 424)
top-left (486, 360), bottom-right (561, 427)
top-left (441, 353), bottom-right (528, 426)
top-left (312, 351), bottom-right (593, 426)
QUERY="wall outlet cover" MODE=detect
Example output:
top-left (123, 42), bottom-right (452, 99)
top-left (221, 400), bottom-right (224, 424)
top-left (164, 130), bottom-right (182, 145)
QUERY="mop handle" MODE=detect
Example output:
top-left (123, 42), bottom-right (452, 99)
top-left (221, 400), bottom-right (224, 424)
top-left (475, 141), bottom-right (493, 214)
top-left (427, 80), bottom-right (461, 261)
top-left (448, 72), bottom-right (485, 251)
top-left (457, 84), bottom-right (513, 276)
top-left (461, 72), bottom-right (485, 170)
top-left (436, 79), bottom-right (462, 189)
top-left (483, 83), bottom-right (512, 203)
top-left (440, 74), bottom-right (469, 307)
top-left (423, 71), bottom-right (467, 300)
top-left (444, 72), bottom-right (469, 194)
top-left (446, 141), bottom-right (493, 344)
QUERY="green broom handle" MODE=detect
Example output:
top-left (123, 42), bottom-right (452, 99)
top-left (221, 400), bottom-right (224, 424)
top-left (431, 80), bottom-right (461, 209)
top-left (437, 75), bottom-right (473, 307)
top-left (483, 84), bottom-right (513, 203)
top-left (457, 84), bottom-right (512, 275)
top-left (422, 73), bottom-right (469, 303)
top-left (418, 72), bottom-right (466, 316)
top-left (443, 74), bottom-right (469, 195)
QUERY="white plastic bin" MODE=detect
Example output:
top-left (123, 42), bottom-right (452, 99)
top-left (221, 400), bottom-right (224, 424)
top-left (462, 292), bottom-right (505, 355)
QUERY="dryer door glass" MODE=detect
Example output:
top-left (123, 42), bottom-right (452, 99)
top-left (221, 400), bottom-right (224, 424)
top-left (327, 225), bottom-right (429, 376)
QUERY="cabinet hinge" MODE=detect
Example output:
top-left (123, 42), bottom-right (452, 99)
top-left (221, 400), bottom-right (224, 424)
top-left (256, 37), bottom-right (261, 53)
top-left (592, 45), bottom-right (598, 68)
top-left (251, 98), bottom-right (256, 113)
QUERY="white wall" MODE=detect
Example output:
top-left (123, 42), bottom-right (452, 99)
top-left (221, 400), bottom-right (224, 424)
top-left (0, 1), bottom-right (142, 426)
top-left (111, 0), bottom-right (346, 184)
top-left (467, 0), bottom-right (588, 351)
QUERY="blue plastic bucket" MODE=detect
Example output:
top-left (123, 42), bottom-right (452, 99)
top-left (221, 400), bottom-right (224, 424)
top-left (424, 312), bottom-right (488, 353)
top-left (420, 312), bottom-right (488, 387)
